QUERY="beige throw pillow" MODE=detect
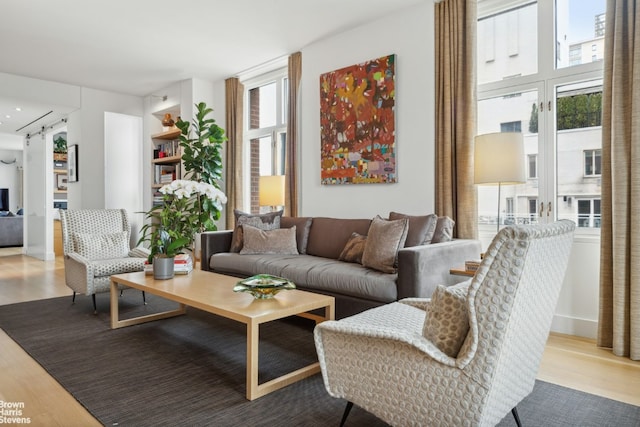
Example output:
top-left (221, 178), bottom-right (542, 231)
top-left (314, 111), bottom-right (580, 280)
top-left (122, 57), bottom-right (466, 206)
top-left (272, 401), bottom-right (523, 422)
top-left (230, 209), bottom-right (283, 253)
top-left (338, 232), bottom-right (367, 264)
top-left (423, 284), bottom-right (470, 357)
top-left (361, 216), bottom-right (408, 273)
top-left (73, 231), bottom-right (129, 260)
top-left (240, 225), bottom-right (299, 255)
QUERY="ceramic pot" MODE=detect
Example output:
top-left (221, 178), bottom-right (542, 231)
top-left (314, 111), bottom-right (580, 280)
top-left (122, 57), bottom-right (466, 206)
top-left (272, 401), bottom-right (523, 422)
top-left (153, 256), bottom-right (175, 280)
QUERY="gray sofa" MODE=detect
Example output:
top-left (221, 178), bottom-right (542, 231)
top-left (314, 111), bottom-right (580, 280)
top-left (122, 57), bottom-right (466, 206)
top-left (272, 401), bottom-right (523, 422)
top-left (201, 216), bottom-right (481, 319)
top-left (0, 215), bottom-right (23, 247)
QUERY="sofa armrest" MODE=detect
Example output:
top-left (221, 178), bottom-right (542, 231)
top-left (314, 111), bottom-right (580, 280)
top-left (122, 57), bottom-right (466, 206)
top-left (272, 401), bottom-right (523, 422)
top-left (200, 230), bottom-right (233, 271)
top-left (396, 239), bottom-right (482, 299)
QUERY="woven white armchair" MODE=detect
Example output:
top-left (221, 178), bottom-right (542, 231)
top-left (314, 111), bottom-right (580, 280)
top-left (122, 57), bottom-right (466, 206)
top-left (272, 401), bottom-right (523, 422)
top-left (315, 220), bottom-right (575, 426)
top-left (60, 209), bottom-right (149, 313)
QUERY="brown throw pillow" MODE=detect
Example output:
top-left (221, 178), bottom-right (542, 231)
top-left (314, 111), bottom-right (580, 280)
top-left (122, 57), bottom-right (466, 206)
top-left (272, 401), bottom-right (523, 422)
top-left (338, 232), bottom-right (367, 264)
top-left (230, 209), bottom-right (283, 253)
top-left (423, 283), bottom-right (470, 357)
top-left (389, 212), bottom-right (438, 247)
top-left (431, 216), bottom-right (455, 243)
top-left (361, 216), bottom-right (409, 273)
top-left (239, 225), bottom-right (299, 255)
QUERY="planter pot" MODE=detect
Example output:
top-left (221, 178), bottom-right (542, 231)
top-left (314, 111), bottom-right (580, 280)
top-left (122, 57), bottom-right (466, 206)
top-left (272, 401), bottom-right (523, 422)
top-left (153, 256), bottom-right (175, 280)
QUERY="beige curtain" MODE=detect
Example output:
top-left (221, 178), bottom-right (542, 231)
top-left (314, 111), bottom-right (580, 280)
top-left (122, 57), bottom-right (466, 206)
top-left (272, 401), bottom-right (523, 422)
top-left (434, 0), bottom-right (478, 239)
top-left (225, 77), bottom-right (244, 228)
top-left (597, 0), bottom-right (640, 361)
top-left (285, 52), bottom-right (302, 217)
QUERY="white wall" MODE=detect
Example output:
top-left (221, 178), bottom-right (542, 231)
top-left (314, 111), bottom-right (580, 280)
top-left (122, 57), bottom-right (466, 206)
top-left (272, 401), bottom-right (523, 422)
top-left (105, 112), bottom-right (143, 246)
top-left (299, 2), bottom-right (435, 218)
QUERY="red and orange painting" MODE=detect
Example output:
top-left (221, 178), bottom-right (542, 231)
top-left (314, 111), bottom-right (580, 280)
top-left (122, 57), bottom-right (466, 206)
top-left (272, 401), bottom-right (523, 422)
top-left (320, 54), bottom-right (396, 185)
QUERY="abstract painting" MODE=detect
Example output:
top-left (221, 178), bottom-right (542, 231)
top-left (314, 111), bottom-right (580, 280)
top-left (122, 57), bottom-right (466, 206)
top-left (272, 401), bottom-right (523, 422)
top-left (320, 54), bottom-right (396, 185)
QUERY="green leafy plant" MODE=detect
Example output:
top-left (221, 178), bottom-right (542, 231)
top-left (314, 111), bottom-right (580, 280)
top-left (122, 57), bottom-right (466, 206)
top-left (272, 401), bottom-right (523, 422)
top-left (138, 180), bottom-right (227, 262)
top-left (54, 135), bottom-right (67, 154)
top-left (175, 102), bottom-right (227, 232)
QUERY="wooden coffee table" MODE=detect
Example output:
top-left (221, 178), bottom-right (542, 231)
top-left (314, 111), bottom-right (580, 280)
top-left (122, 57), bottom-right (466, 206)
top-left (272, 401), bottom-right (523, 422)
top-left (109, 269), bottom-right (335, 400)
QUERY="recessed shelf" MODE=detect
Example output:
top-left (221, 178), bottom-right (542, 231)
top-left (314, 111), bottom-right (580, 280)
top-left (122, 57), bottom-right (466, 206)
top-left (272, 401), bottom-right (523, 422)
top-left (152, 155), bottom-right (181, 164)
top-left (151, 128), bottom-right (181, 140)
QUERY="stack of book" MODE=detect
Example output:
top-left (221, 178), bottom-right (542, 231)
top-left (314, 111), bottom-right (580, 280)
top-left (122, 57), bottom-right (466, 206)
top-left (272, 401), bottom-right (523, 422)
top-left (144, 254), bottom-right (193, 275)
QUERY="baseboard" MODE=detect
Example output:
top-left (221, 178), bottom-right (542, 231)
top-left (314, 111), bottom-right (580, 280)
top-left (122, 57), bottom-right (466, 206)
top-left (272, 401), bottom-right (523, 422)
top-left (551, 314), bottom-right (598, 339)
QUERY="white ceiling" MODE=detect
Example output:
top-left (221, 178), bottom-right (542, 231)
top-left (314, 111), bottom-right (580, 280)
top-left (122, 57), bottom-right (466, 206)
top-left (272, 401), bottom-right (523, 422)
top-left (0, 0), bottom-right (427, 138)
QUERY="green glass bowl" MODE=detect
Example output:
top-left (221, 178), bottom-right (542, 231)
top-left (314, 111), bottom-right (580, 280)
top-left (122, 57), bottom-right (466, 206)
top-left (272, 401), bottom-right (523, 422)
top-left (233, 274), bottom-right (296, 299)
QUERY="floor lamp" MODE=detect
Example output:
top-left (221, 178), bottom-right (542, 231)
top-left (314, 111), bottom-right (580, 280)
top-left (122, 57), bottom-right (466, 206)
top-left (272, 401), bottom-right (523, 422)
top-left (259, 175), bottom-right (285, 212)
top-left (474, 132), bottom-right (526, 232)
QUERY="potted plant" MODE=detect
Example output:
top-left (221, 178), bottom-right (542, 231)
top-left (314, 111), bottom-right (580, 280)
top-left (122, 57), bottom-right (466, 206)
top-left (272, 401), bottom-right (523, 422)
top-left (53, 134), bottom-right (67, 161)
top-left (139, 179), bottom-right (227, 277)
top-left (175, 102), bottom-right (227, 234)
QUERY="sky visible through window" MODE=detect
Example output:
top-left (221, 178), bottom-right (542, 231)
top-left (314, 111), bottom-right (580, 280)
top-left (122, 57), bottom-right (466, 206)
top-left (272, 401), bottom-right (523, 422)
top-left (567, 0), bottom-right (605, 41)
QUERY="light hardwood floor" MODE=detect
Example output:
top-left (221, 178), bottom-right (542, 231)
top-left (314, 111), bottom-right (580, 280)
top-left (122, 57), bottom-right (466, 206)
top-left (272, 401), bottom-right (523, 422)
top-left (0, 249), bottom-right (638, 426)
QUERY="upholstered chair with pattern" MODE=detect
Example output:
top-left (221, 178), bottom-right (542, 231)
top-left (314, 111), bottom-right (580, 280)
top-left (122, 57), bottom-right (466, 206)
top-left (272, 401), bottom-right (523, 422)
top-left (60, 209), bottom-right (149, 313)
top-left (315, 220), bottom-right (575, 427)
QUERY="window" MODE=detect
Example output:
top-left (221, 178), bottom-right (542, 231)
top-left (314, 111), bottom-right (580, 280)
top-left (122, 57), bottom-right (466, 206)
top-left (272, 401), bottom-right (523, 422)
top-left (584, 149), bottom-right (602, 176)
top-left (500, 121), bottom-right (522, 132)
top-left (244, 68), bottom-right (288, 213)
top-left (528, 154), bottom-right (538, 178)
top-left (577, 198), bottom-right (601, 227)
top-left (477, 0), bottom-right (604, 240)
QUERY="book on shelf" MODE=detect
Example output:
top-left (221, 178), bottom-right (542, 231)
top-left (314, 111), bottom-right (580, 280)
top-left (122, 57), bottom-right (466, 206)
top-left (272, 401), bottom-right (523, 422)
top-left (144, 254), bottom-right (193, 275)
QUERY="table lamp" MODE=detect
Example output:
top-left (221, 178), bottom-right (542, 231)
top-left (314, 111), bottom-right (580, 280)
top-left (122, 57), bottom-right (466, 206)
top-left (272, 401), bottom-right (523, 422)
top-left (259, 175), bottom-right (285, 211)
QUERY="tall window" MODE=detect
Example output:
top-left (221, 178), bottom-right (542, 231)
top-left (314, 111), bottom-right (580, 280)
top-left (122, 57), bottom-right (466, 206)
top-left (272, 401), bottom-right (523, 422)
top-left (477, 0), bottom-right (605, 239)
top-left (243, 68), bottom-right (288, 213)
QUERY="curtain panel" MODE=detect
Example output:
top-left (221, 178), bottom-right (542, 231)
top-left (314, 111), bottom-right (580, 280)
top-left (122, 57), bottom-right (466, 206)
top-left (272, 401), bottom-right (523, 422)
top-left (597, 0), bottom-right (640, 360)
top-left (225, 77), bottom-right (244, 228)
top-left (434, 0), bottom-right (478, 239)
top-left (286, 52), bottom-right (302, 217)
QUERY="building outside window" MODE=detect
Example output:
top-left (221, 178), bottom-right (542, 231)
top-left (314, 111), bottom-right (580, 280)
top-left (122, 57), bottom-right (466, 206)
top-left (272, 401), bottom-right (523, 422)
top-left (528, 154), bottom-right (538, 179)
top-left (584, 149), bottom-right (602, 176)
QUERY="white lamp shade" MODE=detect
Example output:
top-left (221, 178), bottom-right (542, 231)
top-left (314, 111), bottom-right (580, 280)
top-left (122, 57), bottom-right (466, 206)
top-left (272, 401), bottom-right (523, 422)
top-left (474, 132), bottom-right (526, 185)
top-left (259, 175), bottom-right (285, 206)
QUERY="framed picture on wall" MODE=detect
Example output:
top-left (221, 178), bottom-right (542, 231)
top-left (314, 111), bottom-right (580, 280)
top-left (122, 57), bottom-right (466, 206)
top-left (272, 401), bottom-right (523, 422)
top-left (56, 174), bottom-right (68, 191)
top-left (68, 144), bottom-right (78, 182)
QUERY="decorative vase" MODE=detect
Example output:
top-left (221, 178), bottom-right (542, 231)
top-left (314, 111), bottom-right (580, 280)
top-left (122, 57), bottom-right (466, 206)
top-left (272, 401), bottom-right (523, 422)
top-left (162, 113), bottom-right (175, 127)
top-left (153, 256), bottom-right (175, 280)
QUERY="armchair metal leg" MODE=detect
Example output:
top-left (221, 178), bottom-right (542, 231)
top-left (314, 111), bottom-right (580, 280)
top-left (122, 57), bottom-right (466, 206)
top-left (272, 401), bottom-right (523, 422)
top-left (92, 294), bottom-right (97, 315)
top-left (142, 291), bottom-right (146, 305)
top-left (340, 401), bottom-right (353, 427)
top-left (512, 407), bottom-right (522, 427)
top-left (72, 292), bottom-right (76, 303)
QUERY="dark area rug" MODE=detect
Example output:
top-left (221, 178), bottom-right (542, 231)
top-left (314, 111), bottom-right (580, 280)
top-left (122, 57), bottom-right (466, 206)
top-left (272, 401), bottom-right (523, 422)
top-left (0, 292), bottom-right (638, 426)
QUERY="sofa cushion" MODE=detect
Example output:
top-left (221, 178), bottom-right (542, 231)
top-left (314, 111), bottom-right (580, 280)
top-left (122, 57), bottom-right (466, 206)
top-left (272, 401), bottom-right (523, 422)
top-left (338, 232), bottom-right (367, 264)
top-left (362, 216), bottom-right (409, 274)
top-left (389, 212), bottom-right (438, 247)
top-left (306, 217), bottom-right (371, 260)
top-left (230, 209), bottom-right (283, 253)
top-left (209, 253), bottom-right (398, 303)
top-left (240, 225), bottom-right (299, 255)
top-left (73, 231), bottom-right (129, 260)
top-left (280, 216), bottom-right (313, 254)
top-left (431, 216), bottom-right (455, 243)
top-left (423, 282), bottom-right (470, 357)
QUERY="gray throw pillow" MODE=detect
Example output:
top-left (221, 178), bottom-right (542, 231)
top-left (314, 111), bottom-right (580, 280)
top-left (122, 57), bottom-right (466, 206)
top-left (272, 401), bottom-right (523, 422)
top-left (389, 212), bottom-right (438, 247)
top-left (239, 225), bottom-right (298, 255)
top-left (361, 216), bottom-right (409, 274)
top-left (230, 209), bottom-right (283, 253)
top-left (280, 217), bottom-right (313, 254)
top-left (431, 216), bottom-right (455, 243)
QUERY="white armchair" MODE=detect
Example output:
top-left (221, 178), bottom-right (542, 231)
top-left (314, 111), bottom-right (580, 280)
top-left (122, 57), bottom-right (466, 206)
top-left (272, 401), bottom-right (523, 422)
top-left (60, 209), bottom-right (149, 313)
top-left (314, 220), bottom-right (575, 426)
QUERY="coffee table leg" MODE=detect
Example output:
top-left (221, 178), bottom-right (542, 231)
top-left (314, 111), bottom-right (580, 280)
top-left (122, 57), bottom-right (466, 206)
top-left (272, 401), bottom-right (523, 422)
top-left (110, 278), bottom-right (119, 329)
top-left (246, 321), bottom-right (259, 400)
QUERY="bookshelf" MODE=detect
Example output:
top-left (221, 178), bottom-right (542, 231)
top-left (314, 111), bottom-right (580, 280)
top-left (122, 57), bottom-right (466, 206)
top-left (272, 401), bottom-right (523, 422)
top-left (151, 127), bottom-right (181, 204)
